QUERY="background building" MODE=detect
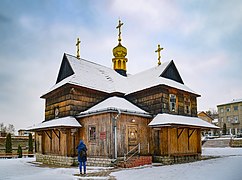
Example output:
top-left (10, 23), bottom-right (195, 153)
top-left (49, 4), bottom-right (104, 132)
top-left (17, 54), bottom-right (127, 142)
top-left (217, 99), bottom-right (242, 135)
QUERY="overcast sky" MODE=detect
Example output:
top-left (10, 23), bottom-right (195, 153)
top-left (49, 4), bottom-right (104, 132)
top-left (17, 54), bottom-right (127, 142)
top-left (0, 0), bottom-right (241, 132)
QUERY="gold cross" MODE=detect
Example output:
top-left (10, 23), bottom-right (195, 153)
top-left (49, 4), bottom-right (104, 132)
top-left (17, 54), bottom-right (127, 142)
top-left (76, 38), bottom-right (81, 59)
top-left (116, 19), bottom-right (124, 42)
top-left (155, 44), bottom-right (164, 66)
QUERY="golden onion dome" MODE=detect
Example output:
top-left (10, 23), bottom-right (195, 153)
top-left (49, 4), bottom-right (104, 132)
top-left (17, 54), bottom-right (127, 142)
top-left (113, 43), bottom-right (127, 58)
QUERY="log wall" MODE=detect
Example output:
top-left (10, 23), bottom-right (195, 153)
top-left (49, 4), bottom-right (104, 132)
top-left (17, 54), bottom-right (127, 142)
top-left (43, 84), bottom-right (108, 120)
top-left (37, 128), bottom-right (80, 157)
top-left (126, 85), bottom-right (198, 117)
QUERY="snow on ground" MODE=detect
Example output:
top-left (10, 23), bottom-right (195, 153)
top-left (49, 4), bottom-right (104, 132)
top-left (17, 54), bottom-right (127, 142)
top-left (1, 148), bottom-right (242, 180)
top-left (111, 147), bottom-right (242, 180)
top-left (0, 158), bottom-right (110, 180)
top-left (111, 156), bottom-right (242, 180)
top-left (202, 147), bottom-right (242, 156)
top-left (0, 158), bottom-right (77, 180)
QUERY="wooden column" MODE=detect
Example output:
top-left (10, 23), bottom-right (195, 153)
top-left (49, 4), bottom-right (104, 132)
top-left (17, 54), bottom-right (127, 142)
top-left (167, 127), bottom-right (171, 156)
top-left (60, 129), bottom-right (67, 156)
top-left (37, 132), bottom-right (43, 154)
top-left (197, 129), bottom-right (202, 153)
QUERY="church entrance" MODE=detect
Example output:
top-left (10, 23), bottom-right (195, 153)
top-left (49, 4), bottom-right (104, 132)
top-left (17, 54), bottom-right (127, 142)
top-left (128, 125), bottom-right (138, 151)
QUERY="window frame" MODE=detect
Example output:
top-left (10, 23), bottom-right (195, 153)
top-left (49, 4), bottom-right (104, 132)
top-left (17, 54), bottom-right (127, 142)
top-left (169, 94), bottom-right (177, 112)
top-left (226, 107), bottom-right (231, 112)
top-left (234, 106), bottom-right (238, 111)
top-left (184, 97), bottom-right (191, 115)
top-left (88, 125), bottom-right (96, 142)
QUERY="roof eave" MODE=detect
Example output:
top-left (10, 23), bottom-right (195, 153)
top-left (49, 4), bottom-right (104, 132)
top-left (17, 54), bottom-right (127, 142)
top-left (27, 125), bottom-right (81, 132)
top-left (149, 123), bottom-right (219, 130)
top-left (77, 108), bottom-right (152, 118)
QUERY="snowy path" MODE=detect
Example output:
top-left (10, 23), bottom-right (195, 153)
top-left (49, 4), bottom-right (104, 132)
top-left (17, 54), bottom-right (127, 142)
top-left (0, 148), bottom-right (242, 180)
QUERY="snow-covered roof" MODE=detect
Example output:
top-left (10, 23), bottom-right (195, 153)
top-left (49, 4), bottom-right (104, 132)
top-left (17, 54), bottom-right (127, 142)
top-left (125, 62), bottom-right (197, 95)
top-left (217, 99), bottom-right (242, 106)
top-left (78, 96), bottom-right (151, 117)
top-left (46, 54), bottom-right (127, 94)
top-left (26, 116), bottom-right (81, 131)
top-left (149, 113), bottom-right (219, 129)
top-left (43, 54), bottom-right (199, 96)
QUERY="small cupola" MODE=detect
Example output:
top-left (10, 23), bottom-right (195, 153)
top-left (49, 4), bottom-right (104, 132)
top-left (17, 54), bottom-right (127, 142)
top-left (112, 19), bottom-right (128, 77)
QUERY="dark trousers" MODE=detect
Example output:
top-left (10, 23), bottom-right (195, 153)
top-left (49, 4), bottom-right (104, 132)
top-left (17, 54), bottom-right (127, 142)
top-left (79, 161), bottom-right (86, 174)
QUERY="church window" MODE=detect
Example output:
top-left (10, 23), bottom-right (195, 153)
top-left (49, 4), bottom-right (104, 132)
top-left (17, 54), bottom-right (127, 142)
top-left (220, 108), bottom-right (224, 113)
top-left (88, 126), bottom-right (96, 141)
top-left (184, 97), bottom-right (191, 114)
top-left (169, 94), bottom-right (176, 112)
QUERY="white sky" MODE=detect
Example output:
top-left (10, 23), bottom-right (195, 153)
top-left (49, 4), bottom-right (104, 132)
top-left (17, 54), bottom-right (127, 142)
top-left (0, 0), bottom-right (241, 131)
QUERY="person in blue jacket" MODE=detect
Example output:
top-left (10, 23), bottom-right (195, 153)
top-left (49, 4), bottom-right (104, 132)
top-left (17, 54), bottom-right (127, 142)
top-left (76, 140), bottom-right (87, 174)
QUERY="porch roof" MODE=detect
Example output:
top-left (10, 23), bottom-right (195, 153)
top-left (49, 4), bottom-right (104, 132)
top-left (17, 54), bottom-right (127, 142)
top-left (149, 113), bottom-right (219, 129)
top-left (26, 116), bottom-right (81, 131)
top-left (77, 96), bottom-right (151, 118)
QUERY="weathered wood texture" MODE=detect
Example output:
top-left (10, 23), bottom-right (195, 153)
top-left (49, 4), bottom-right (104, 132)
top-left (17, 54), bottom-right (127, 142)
top-left (43, 84), bottom-right (108, 120)
top-left (38, 128), bottom-right (80, 157)
top-left (77, 113), bottom-right (152, 158)
top-left (126, 85), bottom-right (198, 117)
top-left (152, 127), bottom-right (201, 156)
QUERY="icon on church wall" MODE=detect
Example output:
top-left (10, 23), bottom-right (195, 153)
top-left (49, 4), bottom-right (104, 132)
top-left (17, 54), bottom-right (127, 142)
top-left (54, 107), bottom-right (59, 118)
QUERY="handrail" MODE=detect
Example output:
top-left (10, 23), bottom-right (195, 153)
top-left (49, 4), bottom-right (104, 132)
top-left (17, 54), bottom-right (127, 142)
top-left (124, 143), bottom-right (140, 162)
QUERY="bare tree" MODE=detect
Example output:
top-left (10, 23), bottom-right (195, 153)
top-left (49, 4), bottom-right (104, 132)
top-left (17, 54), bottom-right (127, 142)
top-left (0, 123), bottom-right (15, 134)
top-left (7, 124), bottom-right (15, 134)
top-left (0, 123), bottom-right (7, 133)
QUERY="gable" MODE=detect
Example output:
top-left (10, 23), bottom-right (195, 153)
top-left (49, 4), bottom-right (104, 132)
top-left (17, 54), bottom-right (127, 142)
top-left (56, 54), bottom-right (74, 84)
top-left (160, 60), bottom-right (184, 84)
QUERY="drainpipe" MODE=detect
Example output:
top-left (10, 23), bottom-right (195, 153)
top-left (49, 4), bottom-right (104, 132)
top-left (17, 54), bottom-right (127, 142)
top-left (113, 109), bottom-right (121, 159)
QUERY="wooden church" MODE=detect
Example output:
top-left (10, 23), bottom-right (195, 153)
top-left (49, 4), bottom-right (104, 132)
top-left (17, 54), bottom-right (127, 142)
top-left (28, 20), bottom-right (218, 167)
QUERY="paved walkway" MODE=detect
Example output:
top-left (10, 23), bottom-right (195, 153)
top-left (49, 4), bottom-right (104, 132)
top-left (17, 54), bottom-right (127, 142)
top-left (74, 169), bottom-right (118, 179)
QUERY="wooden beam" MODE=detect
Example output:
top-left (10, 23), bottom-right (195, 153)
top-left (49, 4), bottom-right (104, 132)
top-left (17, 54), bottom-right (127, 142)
top-left (177, 128), bottom-right (184, 139)
top-left (189, 129), bottom-right (195, 138)
top-left (53, 129), bottom-right (60, 139)
top-left (45, 131), bottom-right (52, 139)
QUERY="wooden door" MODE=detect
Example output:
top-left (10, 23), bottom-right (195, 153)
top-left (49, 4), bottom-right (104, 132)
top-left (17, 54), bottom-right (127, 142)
top-left (128, 125), bottom-right (138, 151)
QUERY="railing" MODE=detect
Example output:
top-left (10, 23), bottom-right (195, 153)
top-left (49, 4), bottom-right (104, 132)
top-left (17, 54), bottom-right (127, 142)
top-left (124, 143), bottom-right (140, 162)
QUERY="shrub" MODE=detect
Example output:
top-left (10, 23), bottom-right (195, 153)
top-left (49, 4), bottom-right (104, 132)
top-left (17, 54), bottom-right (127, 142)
top-left (5, 133), bottom-right (12, 153)
top-left (17, 145), bottom-right (23, 158)
top-left (222, 123), bottom-right (227, 135)
top-left (28, 133), bottom-right (33, 154)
